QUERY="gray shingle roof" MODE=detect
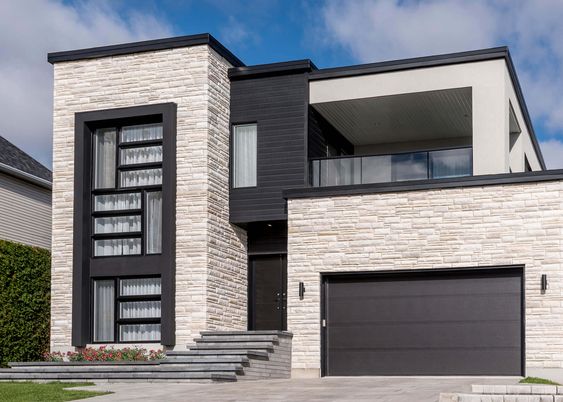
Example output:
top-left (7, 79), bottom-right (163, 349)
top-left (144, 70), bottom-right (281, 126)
top-left (0, 136), bottom-right (51, 182)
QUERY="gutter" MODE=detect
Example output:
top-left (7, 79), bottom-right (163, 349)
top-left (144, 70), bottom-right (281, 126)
top-left (0, 162), bottom-right (52, 190)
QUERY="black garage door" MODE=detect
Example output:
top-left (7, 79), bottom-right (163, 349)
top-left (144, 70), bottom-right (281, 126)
top-left (322, 267), bottom-right (523, 376)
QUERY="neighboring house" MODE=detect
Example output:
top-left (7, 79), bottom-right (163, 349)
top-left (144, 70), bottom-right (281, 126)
top-left (47, 34), bottom-right (563, 380)
top-left (0, 136), bottom-right (51, 249)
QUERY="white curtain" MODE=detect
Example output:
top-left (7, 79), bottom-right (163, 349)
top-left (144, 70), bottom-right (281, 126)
top-left (146, 192), bottom-right (162, 254)
top-left (120, 168), bottom-right (162, 188)
top-left (93, 129), bottom-right (116, 189)
top-left (94, 193), bottom-right (141, 211)
top-left (120, 324), bottom-right (161, 342)
top-left (94, 238), bottom-right (141, 256)
top-left (94, 215), bottom-right (141, 234)
top-left (121, 123), bottom-right (163, 143)
top-left (120, 301), bottom-right (161, 319)
top-left (120, 146), bottom-right (162, 165)
top-left (233, 124), bottom-right (257, 187)
top-left (120, 277), bottom-right (161, 296)
top-left (93, 280), bottom-right (115, 342)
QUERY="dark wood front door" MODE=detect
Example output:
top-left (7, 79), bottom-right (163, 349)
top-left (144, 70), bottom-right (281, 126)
top-left (249, 254), bottom-right (287, 330)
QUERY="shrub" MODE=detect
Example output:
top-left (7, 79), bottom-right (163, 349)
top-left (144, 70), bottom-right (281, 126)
top-left (51, 346), bottom-right (165, 362)
top-left (0, 240), bottom-right (50, 367)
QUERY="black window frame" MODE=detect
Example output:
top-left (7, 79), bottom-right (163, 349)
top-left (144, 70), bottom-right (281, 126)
top-left (91, 275), bottom-right (162, 344)
top-left (91, 122), bottom-right (164, 259)
top-left (230, 122), bottom-right (258, 189)
top-left (73, 103), bottom-right (176, 348)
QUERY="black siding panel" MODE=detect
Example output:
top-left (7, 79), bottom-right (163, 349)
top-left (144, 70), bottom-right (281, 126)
top-left (247, 221), bottom-right (287, 255)
top-left (308, 107), bottom-right (354, 158)
top-left (230, 73), bottom-right (309, 223)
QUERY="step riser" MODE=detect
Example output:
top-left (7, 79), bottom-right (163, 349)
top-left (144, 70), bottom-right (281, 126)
top-left (0, 372), bottom-right (237, 380)
top-left (189, 343), bottom-right (274, 351)
top-left (2, 365), bottom-right (244, 373)
top-left (197, 336), bottom-right (279, 343)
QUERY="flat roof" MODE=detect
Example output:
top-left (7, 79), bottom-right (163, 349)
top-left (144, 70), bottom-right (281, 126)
top-left (47, 33), bottom-right (244, 67)
top-left (47, 36), bottom-right (545, 169)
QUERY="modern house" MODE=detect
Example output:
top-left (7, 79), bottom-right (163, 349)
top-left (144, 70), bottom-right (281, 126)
top-left (0, 136), bottom-right (52, 249)
top-left (45, 33), bottom-right (563, 380)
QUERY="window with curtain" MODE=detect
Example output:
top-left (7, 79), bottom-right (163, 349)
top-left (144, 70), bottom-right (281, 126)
top-left (92, 277), bottom-right (161, 343)
top-left (145, 192), bottom-right (162, 254)
top-left (232, 124), bottom-right (257, 188)
top-left (91, 122), bottom-right (164, 257)
top-left (93, 129), bottom-right (116, 189)
top-left (93, 279), bottom-right (115, 342)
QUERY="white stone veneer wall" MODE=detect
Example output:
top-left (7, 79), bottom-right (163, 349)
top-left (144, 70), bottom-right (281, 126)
top-left (288, 180), bottom-right (563, 377)
top-left (51, 45), bottom-right (247, 352)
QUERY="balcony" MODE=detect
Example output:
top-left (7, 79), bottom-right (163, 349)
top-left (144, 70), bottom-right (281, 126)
top-left (310, 147), bottom-right (472, 187)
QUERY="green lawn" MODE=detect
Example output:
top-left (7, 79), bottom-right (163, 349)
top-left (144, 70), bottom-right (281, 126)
top-left (0, 382), bottom-right (109, 402)
top-left (519, 376), bottom-right (561, 385)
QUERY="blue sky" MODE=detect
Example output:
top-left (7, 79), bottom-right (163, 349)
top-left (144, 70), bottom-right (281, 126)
top-left (1, 0), bottom-right (563, 168)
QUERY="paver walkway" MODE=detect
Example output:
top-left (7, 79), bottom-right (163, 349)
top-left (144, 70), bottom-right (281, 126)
top-left (78, 376), bottom-right (519, 402)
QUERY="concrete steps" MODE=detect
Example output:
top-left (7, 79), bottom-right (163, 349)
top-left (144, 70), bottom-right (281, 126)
top-left (0, 331), bottom-right (292, 383)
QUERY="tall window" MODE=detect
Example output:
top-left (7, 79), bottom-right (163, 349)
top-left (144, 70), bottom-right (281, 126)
top-left (93, 277), bottom-right (162, 343)
top-left (232, 124), bottom-right (257, 188)
top-left (92, 123), bottom-right (163, 257)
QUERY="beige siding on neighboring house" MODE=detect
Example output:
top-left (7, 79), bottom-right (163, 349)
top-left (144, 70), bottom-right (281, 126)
top-left (0, 172), bottom-right (51, 249)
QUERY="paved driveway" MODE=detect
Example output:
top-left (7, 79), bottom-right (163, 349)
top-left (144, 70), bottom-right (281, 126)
top-left (78, 377), bottom-right (519, 402)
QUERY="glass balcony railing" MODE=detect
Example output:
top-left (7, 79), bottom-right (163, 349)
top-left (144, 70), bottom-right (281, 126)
top-left (310, 147), bottom-right (472, 187)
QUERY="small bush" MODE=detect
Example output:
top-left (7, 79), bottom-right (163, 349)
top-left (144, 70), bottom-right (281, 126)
top-left (43, 346), bottom-right (165, 362)
top-left (0, 240), bottom-right (50, 367)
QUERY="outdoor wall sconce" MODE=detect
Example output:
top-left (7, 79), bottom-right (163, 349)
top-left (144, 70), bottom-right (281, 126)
top-left (299, 282), bottom-right (306, 300)
top-left (541, 274), bottom-right (548, 294)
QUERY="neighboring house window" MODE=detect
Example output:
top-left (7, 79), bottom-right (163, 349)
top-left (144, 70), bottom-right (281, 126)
top-left (232, 123), bottom-right (257, 187)
top-left (92, 123), bottom-right (163, 257)
top-left (93, 277), bottom-right (162, 343)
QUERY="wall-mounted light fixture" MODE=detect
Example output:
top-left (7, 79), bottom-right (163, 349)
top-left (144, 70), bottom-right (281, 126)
top-left (541, 274), bottom-right (548, 294)
top-left (299, 282), bottom-right (306, 300)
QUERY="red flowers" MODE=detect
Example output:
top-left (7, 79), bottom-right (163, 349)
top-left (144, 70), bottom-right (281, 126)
top-left (43, 347), bottom-right (165, 362)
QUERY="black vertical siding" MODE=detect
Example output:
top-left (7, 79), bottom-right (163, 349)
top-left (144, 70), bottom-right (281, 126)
top-left (308, 106), bottom-right (354, 158)
top-left (230, 73), bottom-right (309, 223)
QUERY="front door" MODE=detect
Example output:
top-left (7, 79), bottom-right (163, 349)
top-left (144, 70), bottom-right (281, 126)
top-left (249, 254), bottom-right (287, 330)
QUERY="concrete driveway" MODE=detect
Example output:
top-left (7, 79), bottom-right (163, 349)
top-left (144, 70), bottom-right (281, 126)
top-left (78, 377), bottom-right (519, 402)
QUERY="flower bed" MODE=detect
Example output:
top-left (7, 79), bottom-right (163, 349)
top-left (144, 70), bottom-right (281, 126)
top-left (42, 346), bottom-right (165, 362)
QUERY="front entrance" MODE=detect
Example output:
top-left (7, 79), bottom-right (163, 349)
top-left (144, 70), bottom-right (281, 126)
top-left (249, 254), bottom-right (287, 330)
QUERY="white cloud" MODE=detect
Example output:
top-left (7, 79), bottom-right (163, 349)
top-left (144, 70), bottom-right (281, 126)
top-left (0, 0), bottom-right (173, 168)
top-left (541, 140), bottom-right (563, 169)
top-left (319, 0), bottom-right (563, 165)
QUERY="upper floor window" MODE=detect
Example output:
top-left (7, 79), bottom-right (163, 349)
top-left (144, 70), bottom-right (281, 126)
top-left (232, 123), bottom-right (257, 188)
top-left (92, 123), bottom-right (163, 257)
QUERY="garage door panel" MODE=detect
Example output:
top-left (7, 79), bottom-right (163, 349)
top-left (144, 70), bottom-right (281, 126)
top-left (329, 275), bottom-right (521, 297)
top-left (327, 293), bottom-right (520, 323)
top-left (323, 268), bottom-right (523, 376)
top-left (328, 348), bottom-right (522, 376)
top-left (328, 321), bottom-right (522, 349)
